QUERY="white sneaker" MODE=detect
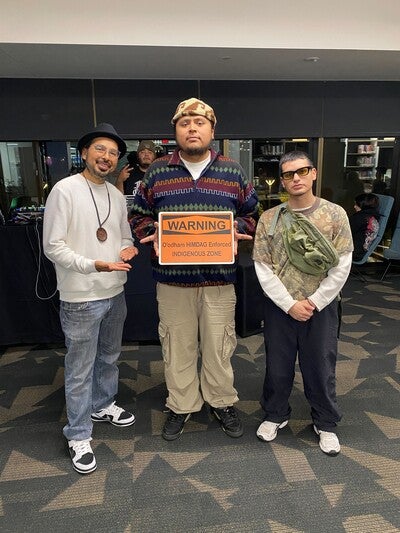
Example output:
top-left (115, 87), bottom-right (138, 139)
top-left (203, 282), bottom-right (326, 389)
top-left (313, 425), bottom-right (340, 456)
top-left (256, 420), bottom-right (288, 442)
top-left (91, 401), bottom-right (135, 427)
top-left (68, 439), bottom-right (97, 474)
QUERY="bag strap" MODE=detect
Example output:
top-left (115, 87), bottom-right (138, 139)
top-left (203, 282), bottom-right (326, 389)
top-left (267, 203), bottom-right (301, 234)
top-left (267, 202), bottom-right (287, 236)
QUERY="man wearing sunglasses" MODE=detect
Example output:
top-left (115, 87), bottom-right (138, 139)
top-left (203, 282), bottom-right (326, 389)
top-left (252, 151), bottom-right (353, 456)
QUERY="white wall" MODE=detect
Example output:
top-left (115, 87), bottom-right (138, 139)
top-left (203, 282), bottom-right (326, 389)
top-left (2, 0), bottom-right (400, 51)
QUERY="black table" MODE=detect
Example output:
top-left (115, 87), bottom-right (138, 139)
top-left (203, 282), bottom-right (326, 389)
top-left (235, 251), bottom-right (264, 337)
top-left (0, 225), bottom-right (158, 345)
top-left (0, 225), bottom-right (263, 346)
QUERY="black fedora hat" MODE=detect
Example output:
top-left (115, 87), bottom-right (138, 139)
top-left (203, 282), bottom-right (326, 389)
top-left (77, 123), bottom-right (127, 159)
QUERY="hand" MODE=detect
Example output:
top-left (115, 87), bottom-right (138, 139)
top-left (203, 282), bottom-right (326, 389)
top-left (288, 299), bottom-right (315, 321)
top-left (120, 246), bottom-right (139, 262)
top-left (140, 222), bottom-right (159, 256)
top-left (95, 260), bottom-right (132, 272)
top-left (233, 220), bottom-right (253, 255)
top-left (117, 164), bottom-right (133, 183)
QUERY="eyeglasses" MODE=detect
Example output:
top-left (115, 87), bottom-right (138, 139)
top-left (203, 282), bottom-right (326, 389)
top-left (92, 144), bottom-right (120, 158)
top-left (281, 166), bottom-right (313, 181)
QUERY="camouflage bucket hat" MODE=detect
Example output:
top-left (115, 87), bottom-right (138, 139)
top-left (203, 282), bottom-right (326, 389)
top-left (171, 98), bottom-right (217, 126)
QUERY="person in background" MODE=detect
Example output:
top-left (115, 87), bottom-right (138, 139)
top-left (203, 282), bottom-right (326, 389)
top-left (349, 193), bottom-right (380, 261)
top-left (339, 170), bottom-right (365, 216)
top-left (372, 168), bottom-right (388, 194)
top-left (130, 97), bottom-right (259, 441)
top-left (253, 151), bottom-right (353, 456)
top-left (43, 123), bottom-right (138, 474)
top-left (116, 140), bottom-right (157, 195)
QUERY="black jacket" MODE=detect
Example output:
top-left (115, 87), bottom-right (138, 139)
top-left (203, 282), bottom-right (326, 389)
top-left (349, 207), bottom-right (380, 261)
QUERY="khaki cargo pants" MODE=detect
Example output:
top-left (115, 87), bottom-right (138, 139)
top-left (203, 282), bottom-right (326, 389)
top-left (157, 283), bottom-right (239, 414)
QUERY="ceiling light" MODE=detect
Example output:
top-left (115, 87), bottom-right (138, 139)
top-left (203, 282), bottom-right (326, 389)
top-left (304, 56), bottom-right (320, 62)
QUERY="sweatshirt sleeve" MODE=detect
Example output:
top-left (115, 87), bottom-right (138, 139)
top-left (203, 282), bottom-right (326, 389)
top-left (117, 192), bottom-right (135, 250)
top-left (43, 185), bottom-right (97, 274)
top-left (235, 170), bottom-right (259, 236)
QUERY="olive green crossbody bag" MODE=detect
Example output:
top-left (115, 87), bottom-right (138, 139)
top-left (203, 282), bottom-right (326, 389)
top-left (268, 203), bottom-right (339, 276)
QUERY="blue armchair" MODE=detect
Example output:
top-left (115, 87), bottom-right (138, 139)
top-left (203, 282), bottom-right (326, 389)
top-left (380, 210), bottom-right (400, 281)
top-left (352, 193), bottom-right (394, 280)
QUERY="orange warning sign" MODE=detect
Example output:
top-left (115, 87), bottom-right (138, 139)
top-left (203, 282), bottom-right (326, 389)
top-left (158, 211), bottom-right (234, 265)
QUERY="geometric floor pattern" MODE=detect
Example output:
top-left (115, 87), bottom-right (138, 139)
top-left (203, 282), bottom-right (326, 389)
top-left (1, 275), bottom-right (399, 532)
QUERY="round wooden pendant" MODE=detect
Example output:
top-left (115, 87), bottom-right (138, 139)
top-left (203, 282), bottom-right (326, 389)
top-left (96, 227), bottom-right (108, 242)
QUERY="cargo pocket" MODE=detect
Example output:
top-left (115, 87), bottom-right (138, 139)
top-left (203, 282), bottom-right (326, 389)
top-left (158, 322), bottom-right (171, 365)
top-left (222, 322), bottom-right (237, 362)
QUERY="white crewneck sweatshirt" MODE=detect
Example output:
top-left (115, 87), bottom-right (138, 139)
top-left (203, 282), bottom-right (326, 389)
top-left (43, 173), bottom-right (133, 302)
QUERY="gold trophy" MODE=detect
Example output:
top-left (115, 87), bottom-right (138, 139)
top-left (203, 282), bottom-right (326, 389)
top-left (266, 179), bottom-right (275, 206)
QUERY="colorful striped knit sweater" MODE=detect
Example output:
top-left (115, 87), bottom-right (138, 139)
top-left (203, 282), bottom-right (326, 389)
top-left (130, 148), bottom-right (259, 286)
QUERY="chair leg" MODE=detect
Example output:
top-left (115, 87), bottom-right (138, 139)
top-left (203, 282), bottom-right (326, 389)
top-left (351, 266), bottom-right (368, 282)
top-left (380, 261), bottom-right (392, 282)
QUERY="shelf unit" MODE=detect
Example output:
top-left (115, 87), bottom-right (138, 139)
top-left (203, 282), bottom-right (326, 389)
top-left (344, 139), bottom-right (378, 180)
top-left (252, 141), bottom-right (283, 196)
top-left (252, 139), bottom-right (310, 209)
top-left (252, 140), bottom-right (310, 184)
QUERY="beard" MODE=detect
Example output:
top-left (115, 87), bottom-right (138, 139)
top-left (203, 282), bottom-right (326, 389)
top-left (84, 159), bottom-right (111, 181)
top-left (178, 145), bottom-right (209, 157)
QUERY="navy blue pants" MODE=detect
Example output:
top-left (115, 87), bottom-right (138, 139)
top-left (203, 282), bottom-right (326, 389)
top-left (261, 297), bottom-right (341, 431)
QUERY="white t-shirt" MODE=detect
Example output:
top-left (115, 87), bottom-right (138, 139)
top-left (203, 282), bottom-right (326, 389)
top-left (180, 152), bottom-right (211, 180)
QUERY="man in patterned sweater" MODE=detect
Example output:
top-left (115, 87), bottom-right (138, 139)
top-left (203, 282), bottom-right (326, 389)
top-left (130, 97), bottom-right (259, 440)
top-left (253, 151), bottom-right (353, 456)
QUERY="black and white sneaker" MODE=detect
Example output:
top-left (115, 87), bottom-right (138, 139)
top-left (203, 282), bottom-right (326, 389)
top-left (211, 406), bottom-right (244, 438)
top-left (91, 401), bottom-right (135, 427)
top-left (68, 439), bottom-right (97, 474)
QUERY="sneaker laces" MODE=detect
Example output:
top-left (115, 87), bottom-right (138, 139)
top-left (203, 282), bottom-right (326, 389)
top-left (70, 439), bottom-right (92, 457)
top-left (319, 430), bottom-right (339, 447)
top-left (218, 406), bottom-right (238, 426)
top-left (102, 401), bottom-right (123, 417)
top-left (168, 411), bottom-right (186, 421)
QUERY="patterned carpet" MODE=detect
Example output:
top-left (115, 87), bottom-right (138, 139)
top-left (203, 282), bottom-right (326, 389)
top-left (1, 276), bottom-right (400, 532)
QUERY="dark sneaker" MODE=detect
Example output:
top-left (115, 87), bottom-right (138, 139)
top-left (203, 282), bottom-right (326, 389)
top-left (162, 411), bottom-right (191, 441)
top-left (91, 401), bottom-right (135, 427)
top-left (211, 406), bottom-right (244, 438)
top-left (68, 439), bottom-right (97, 474)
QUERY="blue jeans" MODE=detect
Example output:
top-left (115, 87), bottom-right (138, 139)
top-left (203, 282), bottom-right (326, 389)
top-left (60, 291), bottom-right (127, 441)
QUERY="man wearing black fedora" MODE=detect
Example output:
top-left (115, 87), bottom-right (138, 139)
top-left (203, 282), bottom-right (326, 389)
top-left (43, 123), bottom-right (138, 474)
